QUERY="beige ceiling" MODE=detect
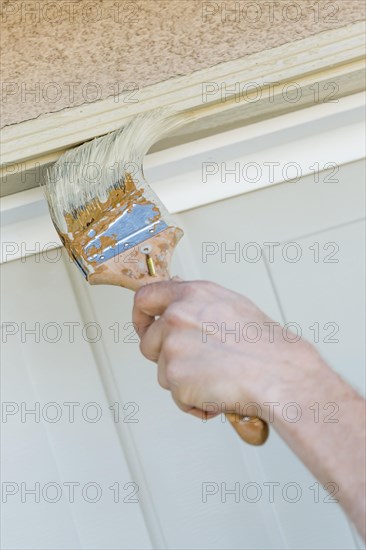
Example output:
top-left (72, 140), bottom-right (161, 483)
top-left (1, 0), bottom-right (365, 128)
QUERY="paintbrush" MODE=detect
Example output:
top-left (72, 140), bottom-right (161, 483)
top-left (44, 109), bottom-right (268, 446)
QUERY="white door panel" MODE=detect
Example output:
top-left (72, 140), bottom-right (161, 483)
top-left (1, 257), bottom-right (153, 550)
top-left (268, 220), bottom-right (365, 394)
top-left (1, 160), bottom-right (364, 549)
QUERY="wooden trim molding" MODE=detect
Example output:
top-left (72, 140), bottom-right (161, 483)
top-left (0, 22), bottom-right (365, 179)
top-left (1, 92), bottom-right (364, 264)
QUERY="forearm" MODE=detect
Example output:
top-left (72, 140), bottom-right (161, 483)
top-left (133, 280), bottom-right (366, 538)
top-left (269, 351), bottom-right (366, 539)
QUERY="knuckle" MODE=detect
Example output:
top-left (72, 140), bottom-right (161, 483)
top-left (163, 305), bottom-right (184, 327)
top-left (139, 338), bottom-right (152, 360)
top-left (165, 361), bottom-right (181, 386)
top-left (134, 286), bottom-right (148, 309)
top-left (157, 371), bottom-right (169, 390)
top-left (174, 386), bottom-right (190, 406)
top-left (163, 333), bottom-right (181, 358)
top-left (182, 280), bottom-right (218, 300)
top-left (139, 335), bottom-right (159, 362)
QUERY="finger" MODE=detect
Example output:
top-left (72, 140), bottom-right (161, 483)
top-left (170, 391), bottom-right (220, 420)
top-left (185, 407), bottom-right (220, 420)
top-left (157, 354), bottom-right (169, 390)
top-left (140, 317), bottom-right (165, 362)
top-left (171, 390), bottom-right (195, 414)
top-left (132, 280), bottom-right (185, 337)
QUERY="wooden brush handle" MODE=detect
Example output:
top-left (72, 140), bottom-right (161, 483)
top-left (225, 413), bottom-right (269, 446)
top-left (89, 225), bottom-right (269, 445)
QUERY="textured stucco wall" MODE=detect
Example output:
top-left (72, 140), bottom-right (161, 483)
top-left (1, 0), bottom-right (365, 127)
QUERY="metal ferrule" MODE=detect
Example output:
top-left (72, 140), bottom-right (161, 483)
top-left (72, 202), bottom-right (167, 279)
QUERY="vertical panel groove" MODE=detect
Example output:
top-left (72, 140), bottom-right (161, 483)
top-left (62, 253), bottom-right (167, 550)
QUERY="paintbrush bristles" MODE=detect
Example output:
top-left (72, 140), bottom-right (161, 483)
top-left (44, 109), bottom-right (186, 234)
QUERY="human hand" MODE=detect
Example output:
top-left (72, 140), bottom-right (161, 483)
top-left (132, 279), bottom-right (319, 422)
top-left (133, 279), bottom-right (366, 537)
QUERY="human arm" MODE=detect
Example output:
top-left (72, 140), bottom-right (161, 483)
top-left (132, 279), bottom-right (366, 539)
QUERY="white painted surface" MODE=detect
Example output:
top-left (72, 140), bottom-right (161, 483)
top-left (1, 93), bottom-right (364, 264)
top-left (1, 157), bottom-right (365, 549)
